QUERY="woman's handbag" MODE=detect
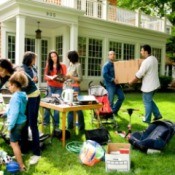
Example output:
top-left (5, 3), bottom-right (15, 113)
top-left (85, 127), bottom-right (110, 145)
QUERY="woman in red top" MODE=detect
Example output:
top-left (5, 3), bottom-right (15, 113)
top-left (44, 51), bottom-right (67, 128)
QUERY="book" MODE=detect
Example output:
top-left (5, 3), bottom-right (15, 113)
top-left (45, 75), bottom-right (58, 80)
top-left (46, 74), bottom-right (65, 82)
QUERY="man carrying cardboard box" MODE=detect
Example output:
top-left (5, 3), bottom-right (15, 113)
top-left (102, 51), bottom-right (125, 116)
top-left (129, 45), bottom-right (162, 123)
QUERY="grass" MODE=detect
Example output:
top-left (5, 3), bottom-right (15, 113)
top-left (0, 91), bottom-right (175, 175)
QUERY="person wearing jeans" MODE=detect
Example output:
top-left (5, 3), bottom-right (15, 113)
top-left (129, 44), bottom-right (162, 123)
top-left (44, 50), bottom-right (67, 128)
top-left (44, 86), bottom-right (62, 126)
top-left (67, 86), bottom-right (84, 130)
top-left (65, 51), bottom-right (85, 131)
top-left (0, 57), bottom-right (41, 165)
top-left (102, 51), bottom-right (125, 115)
top-left (142, 91), bottom-right (162, 123)
top-left (106, 84), bottom-right (125, 115)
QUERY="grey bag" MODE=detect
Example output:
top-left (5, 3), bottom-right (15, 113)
top-left (88, 85), bottom-right (108, 96)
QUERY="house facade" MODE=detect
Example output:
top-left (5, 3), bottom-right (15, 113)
top-left (0, 0), bottom-right (172, 90)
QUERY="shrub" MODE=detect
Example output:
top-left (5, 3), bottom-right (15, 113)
top-left (159, 75), bottom-right (172, 90)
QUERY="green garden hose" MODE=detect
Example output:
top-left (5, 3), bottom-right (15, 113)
top-left (66, 141), bottom-right (83, 154)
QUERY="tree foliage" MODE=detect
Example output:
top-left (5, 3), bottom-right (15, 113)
top-left (117, 0), bottom-right (175, 61)
top-left (117, 0), bottom-right (175, 25)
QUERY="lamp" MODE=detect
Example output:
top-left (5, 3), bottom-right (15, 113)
top-left (35, 21), bottom-right (42, 39)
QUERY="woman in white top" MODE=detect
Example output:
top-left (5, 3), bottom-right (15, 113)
top-left (66, 50), bottom-right (85, 130)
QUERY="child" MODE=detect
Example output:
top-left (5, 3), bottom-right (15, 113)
top-left (4, 71), bottom-right (28, 171)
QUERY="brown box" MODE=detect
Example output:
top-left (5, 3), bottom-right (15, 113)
top-left (114, 59), bottom-right (143, 84)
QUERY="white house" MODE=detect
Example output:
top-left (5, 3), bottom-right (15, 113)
top-left (0, 0), bottom-right (172, 90)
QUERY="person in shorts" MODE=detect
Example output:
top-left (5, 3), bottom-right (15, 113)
top-left (3, 71), bottom-right (28, 171)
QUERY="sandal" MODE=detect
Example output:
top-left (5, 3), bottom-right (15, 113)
top-left (20, 166), bottom-right (26, 172)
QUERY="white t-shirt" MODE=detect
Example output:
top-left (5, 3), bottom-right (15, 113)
top-left (136, 55), bottom-right (160, 92)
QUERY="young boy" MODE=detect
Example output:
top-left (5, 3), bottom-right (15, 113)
top-left (3, 71), bottom-right (28, 171)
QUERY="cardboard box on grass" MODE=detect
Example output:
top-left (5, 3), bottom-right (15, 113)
top-left (105, 143), bottom-right (131, 172)
top-left (114, 59), bottom-right (143, 84)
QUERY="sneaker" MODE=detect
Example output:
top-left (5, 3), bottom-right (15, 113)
top-left (142, 118), bottom-right (150, 124)
top-left (29, 155), bottom-right (41, 165)
top-left (153, 116), bottom-right (162, 121)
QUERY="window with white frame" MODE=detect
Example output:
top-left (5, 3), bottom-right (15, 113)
top-left (78, 37), bottom-right (86, 75)
top-left (7, 35), bottom-right (36, 63)
top-left (78, 37), bottom-right (102, 77)
top-left (56, 36), bottom-right (63, 62)
top-left (109, 41), bottom-right (122, 60)
top-left (109, 41), bottom-right (135, 60)
top-left (88, 38), bottom-right (102, 76)
top-left (152, 47), bottom-right (161, 62)
top-left (123, 43), bottom-right (135, 60)
top-left (152, 47), bottom-right (162, 73)
top-left (25, 38), bottom-right (35, 52)
top-left (41, 40), bottom-right (48, 82)
top-left (7, 35), bottom-right (15, 63)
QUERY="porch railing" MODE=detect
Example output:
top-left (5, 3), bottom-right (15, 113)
top-left (33, 0), bottom-right (172, 34)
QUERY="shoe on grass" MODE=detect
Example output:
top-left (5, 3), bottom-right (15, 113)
top-left (153, 116), bottom-right (163, 121)
top-left (142, 117), bottom-right (150, 124)
top-left (29, 155), bottom-right (41, 165)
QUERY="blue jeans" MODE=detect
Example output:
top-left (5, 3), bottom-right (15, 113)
top-left (44, 86), bottom-right (62, 127)
top-left (67, 87), bottom-right (85, 130)
top-left (21, 95), bottom-right (41, 156)
top-left (142, 91), bottom-right (162, 123)
top-left (106, 85), bottom-right (125, 114)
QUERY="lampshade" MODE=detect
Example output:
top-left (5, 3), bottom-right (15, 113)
top-left (35, 22), bottom-right (42, 39)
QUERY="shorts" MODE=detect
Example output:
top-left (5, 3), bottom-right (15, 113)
top-left (10, 122), bottom-right (26, 142)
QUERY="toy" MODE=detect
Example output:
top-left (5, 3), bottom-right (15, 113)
top-left (6, 161), bottom-right (20, 174)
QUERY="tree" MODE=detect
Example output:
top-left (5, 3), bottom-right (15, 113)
top-left (117, 0), bottom-right (175, 25)
top-left (118, 0), bottom-right (175, 62)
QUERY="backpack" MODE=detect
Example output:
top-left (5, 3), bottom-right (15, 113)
top-left (85, 127), bottom-right (110, 145)
top-left (128, 120), bottom-right (175, 152)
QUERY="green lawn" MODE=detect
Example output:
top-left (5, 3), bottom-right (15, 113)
top-left (0, 91), bottom-right (175, 175)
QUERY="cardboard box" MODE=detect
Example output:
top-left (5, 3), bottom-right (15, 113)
top-left (114, 59), bottom-right (143, 84)
top-left (105, 143), bottom-right (131, 172)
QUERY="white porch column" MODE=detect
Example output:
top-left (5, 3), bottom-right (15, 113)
top-left (165, 65), bottom-right (169, 76)
top-left (63, 26), bottom-right (70, 66)
top-left (0, 22), bottom-right (7, 58)
top-left (103, 38), bottom-right (108, 64)
top-left (15, 15), bottom-right (25, 65)
top-left (35, 39), bottom-right (41, 87)
top-left (135, 9), bottom-right (141, 27)
top-left (93, 1), bottom-right (98, 18)
top-left (161, 46), bottom-right (166, 76)
top-left (70, 23), bottom-right (78, 51)
top-left (161, 17), bottom-right (166, 33)
top-left (135, 43), bottom-right (141, 59)
top-left (172, 66), bottom-right (175, 79)
top-left (81, 0), bottom-right (86, 11)
top-left (102, 0), bottom-right (108, 20)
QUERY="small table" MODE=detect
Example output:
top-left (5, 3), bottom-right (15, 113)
top-left (39, 101), bottom-right (102, 147)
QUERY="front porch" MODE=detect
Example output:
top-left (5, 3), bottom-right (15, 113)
top-left (35, 0), bottom-right (171, 34)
